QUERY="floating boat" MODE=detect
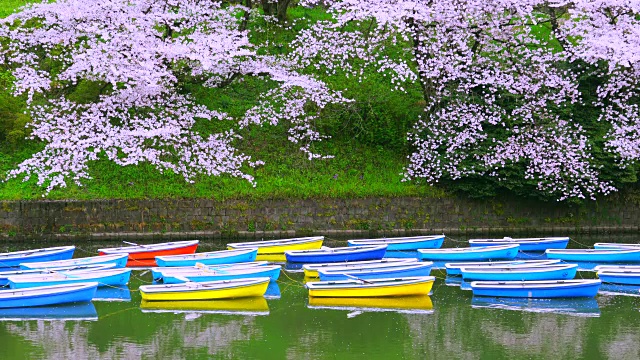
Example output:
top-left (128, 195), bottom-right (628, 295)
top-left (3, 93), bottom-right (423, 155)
top-left (8, 268), bottom-right (132, 289)
top-left (417, 245), bottom-right (519, 262)
top-left (303, 258), bottom-right (418, 278)
top-left (460, 264), bottom-right (578, 282)
top-left (594, 264), bottom-right (640, 272)
top-left (139, 277), bottom-right (271, 301)
top-left (161, 265), bottom-right (281, 284)
top-left (317, 262), bottom-right (433, 281)
top-left (285, 245), bottom-right (387, 264)
top-left (471, 296), bottom-right (600, 317)
top-left (0, 302), bottom-right (99, 321)
top-left (140, 297), bottom-right (269, 316)
top-left (0, 246), bottom-right (75, 269)
top-left (445, 259), bottom-right (562, 276)
top-left (151, 261), bottom-right (269, 280)
top-left (0, 263), bottom-right (117, 286)
top-left (593, 242), bottom-right (640, 249)
top-left (0, 282), bottom-right (98, 308)
top-left (308, 295), bottom-right (434, 314)
top-left (20, 253), bottom-right (128, 270)
top-left (98, 240), bottom-right (199, 267)
top-left (155, 248), bottom-right (258, 267)
top-left (597, 269), bottom-right (640, 285)
top-left (468, 237), bottom-right (570, 251)
top-left (347, 235), bottom-right (444, 251)
top-left (305, 276), bottom-right (435, 298)
top-left (545, 248), bottom-right (640, 262)
top-left (470, 279), bottom-right (601, 298)
top-left (227, 236), bottom-right (324, 255)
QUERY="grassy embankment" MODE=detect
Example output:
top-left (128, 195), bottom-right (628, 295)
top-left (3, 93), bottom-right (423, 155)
top-left (0, 2), bottom-right (445, 201)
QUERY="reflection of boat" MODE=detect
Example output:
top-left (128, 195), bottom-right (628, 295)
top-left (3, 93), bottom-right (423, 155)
top-left (306, 276), bottom-right (435, 297)
top-left (347, 235), bottom-right (444, 251)
top-left (139, 277), bottom-right (271, 301)
top-left (98, 241), bottom-right (200, 267)
top-left (0, 302), bottom-right (99, 321)
top-left (460, 264), bottom-right (578, 282)
top-left (470, 279), bottom-right (601, 298)
top-left (469, 237), bottom-right (570, 252)
top-left (418, 245), bottom-right (519, 261)
top-left (161, 265), bottom-right (281, 284)
top-left (445, 276), bottom-right (463, 287)
top-left (0, 282), bottom-right (98, 308)
top-left (546, 248), bottom-right (640, 262)
top-left (445, 260), bottom-right (561, 276)
top-left (0, 246), bottom-right (75, 269)
top-left (471, 296), bottom-right (600, 317)
top-left (285, 245), bottom-right (387, 263)
top-left (227, 236), bottom-right (324, 255)
top-left (0, 264), bottom-right (117, 286)
top-left (155, 248), bottom-right (258, 267)
top-left (93, 285), bottom-right (132, 302)
top-left (598, 283), bottom-right (640, 297)
top-left (140, 297), bottom-right (269, 316)
top-left (302, 258), bottom-right (418, 278)
top-left (594, 243), bottom-right (640, 249)
top-left (9, 268), bottom-right (132, 289)
top-left (21, 253), bottom-right (128, 269)
top-left (317, 262), bottom-right (433, 281)
top-left (264, 282), bottom-right (281, 299)
top-left (308, 295), bottom-right (434, 314)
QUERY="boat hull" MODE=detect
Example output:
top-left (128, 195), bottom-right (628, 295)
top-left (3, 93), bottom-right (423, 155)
top-left (469, 237), bottom-right (569, 252)
top-left (303, 259), bottom-right (418, 278)
top-left (286, 246), bottom-right (387, 264)
top-left (461, 265), bottom-right (578, 282)
top-left (151, 261), bottom-right (268, 280)
top-left (98, 241), bottom-right (199, 267)
top-left (9, 269), bottom-right (132, 289)
top-left (545, 249), bottom-right (640, 262)
top-left (418, 245), bottom-right (519, 261)
top-left (162, 266), bottom-right (281, 284)
top-left (306, 277), bottom-right (435, 298)
top-left (445, 260), bottom-right (561, 276)
top-left (347, 236), bottom-right (444, 251)
top-left (318, 263), bottom-right (433, 281)
top-left (155, 249), bottom-right (258, 267)
top-left (227, 237), bottom-right (324, 255)
top-left (0, 264), bottom-right (117, 286)
top-left (0, 246), bottom-right (75, 269)
top-left (597, 271), bottom-right (640, 285)
top-left (470, 280), bottom-right (601, 298)
top-left (0, 282), bottom-right (98, 308)
top-left (21, 253), bottom-right (129, 270)
top-left (139, 278), bottom-right (270, 301)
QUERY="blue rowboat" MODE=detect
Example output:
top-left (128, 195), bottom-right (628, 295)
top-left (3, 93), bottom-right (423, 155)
top-left (20, 253), bottom-right (128, 270)
top-left (545, 248), bottom-right (640, 262)
top-left (8, 268), bottom-right (132, 289)
top-left (460, 264), bottom-right (578, 282)
top-left (0, 246), bottom-right (75, 269)
top-left (285, 245), bottom-right (387, 264)
top-left (594, 265), bottom-right (640, 272)
top-left (445, 259), bottom-right (562, 276)
top-left (597, 269), bottom-right (640, 285)
top-left (593, 242), bottom-right (640, 250)
top-left (471, 296), bottom-right (600, 317)
top-left (417, 245), bottom-right (519, 262)
top-left (470, 279), bottom-right (601, 298)
top-left (0, 302), bottom-right (99, 321)
top-left (468, 237), bottom-right (569, 252)
top-left (161, 265), bottom-right (281, 284)
top-left (0, 264), bottom-right (117, 286)
top-left (303, 258), bottom-right (418, 277)
top-left (0, 282), bottom-right (98, 308)
top-left (151, 261), bottom-right (269, 281)
top-left (347, 235), bottom-right (444, 251)
top-left (155, 248), bottom-right (258, 267)
top-left (317, 262), bottom-right (433, 281)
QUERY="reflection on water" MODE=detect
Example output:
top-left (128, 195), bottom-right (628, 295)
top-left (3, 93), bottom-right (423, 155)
top-left (0, 303), bottom-right (98, 321)
top-left (598, 284), bottom-right (640, 297)
top-left (93, 286), bottom-right (132, 302)
top-left (471, 297), bottom-right (601, 317)
top-left (308, 295), bottom-right (434, 315)
top-left (140, 297), bottom-right (269, 316)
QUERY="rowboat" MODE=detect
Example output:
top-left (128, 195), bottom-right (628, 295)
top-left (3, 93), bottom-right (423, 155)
top-left (460, 264), bottom-right (578, 282)
top-left (0, 302), bottom-right (99, 321)
top-left (471, 296), bottom-right (600, 317)
top-left (347, 235), bottom-right (444, 251)
top-left (417, 245), bottom-right (519, 261)
top-left (140, 297), bottom-right (269, 316)
top-left (593, 242), bottom-right (640, 249)
top-left (593, 265), bottom-right (640, 272)
top-left (139, 277), bottom-right (271, 301)
top-left (445, 259), bottom-right (562, 276)
top-left (98, 240), bottom-right (199, 267)
top-left (227, 236), bottom-right (324, 255)
top-left (285, 245), bottom-right (387, 264)
top-left (0, 246), bottom-right (75, 269)
top-left (155, 248), bottom-right (258, 267)
top-left (161, 265), bottom-right (281, 284)
top-left (305, 276), bottom-right (435, 297)
top-left (0, 264), bottom-right (117, 286)
top-left (597, 269), bottom-right (640, 285)
top-left (20, 253), bottom-right (129, 270)
top-left (469, 279), bottom-right (602, 298)
top-left (468, 237), bottom-right (570, 251)
top-left (151, 261), bottom-right (269, 280)
top-left (0, 282), bottom-right (98, 308)
top-left (303, 258), bottom-right (418, 278)
top-left (8, 268), bottom-right (132, 289)
top-left (545, 248), bottom-right (640, 262)
top-left (308, 295), bottom-right (434, 314)
top-left (317, 262), bottom-right (433, 281)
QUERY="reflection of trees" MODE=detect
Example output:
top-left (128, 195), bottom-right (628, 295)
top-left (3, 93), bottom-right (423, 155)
top-left (6, 316), bottom-right (260, 359)
top-left (601, 332), bottom-right (640, 359)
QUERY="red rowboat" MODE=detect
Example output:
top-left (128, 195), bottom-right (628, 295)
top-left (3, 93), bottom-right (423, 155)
top-left (98, 240), bottom-right (199, 267)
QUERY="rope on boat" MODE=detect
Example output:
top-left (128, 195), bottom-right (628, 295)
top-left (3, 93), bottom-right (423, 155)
top-left (568, 237), bottom-right (592, 249)
top-left (444, 236), bottom-right (467, 244)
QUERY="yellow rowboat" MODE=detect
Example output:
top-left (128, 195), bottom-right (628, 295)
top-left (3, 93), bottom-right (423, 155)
top-left (305, 276), bottom-right (435, 298)
top-left (308, 295), bottom-right (433, 314)
top-left (139, 277), bottom-right (270, 301)
top-left (227, 236), bottom-right (324, 255)
top-left (140, 297), bottom-right (269, 316)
